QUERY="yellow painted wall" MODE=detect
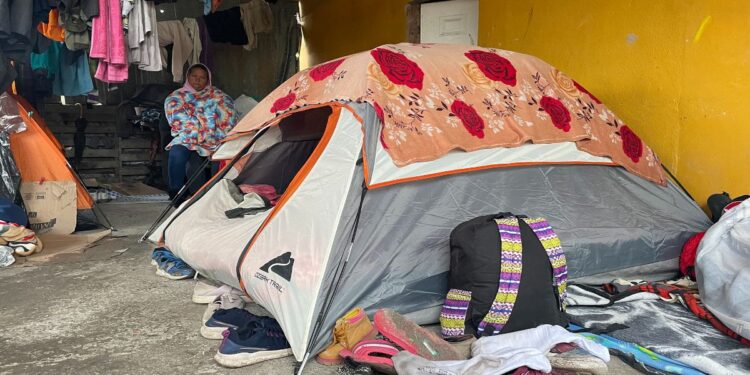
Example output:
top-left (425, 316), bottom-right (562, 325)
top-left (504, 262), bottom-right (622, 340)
top-left (479, 0), bottom-right (749, 208)
top-left (298, 0), bottom-right (410, 68)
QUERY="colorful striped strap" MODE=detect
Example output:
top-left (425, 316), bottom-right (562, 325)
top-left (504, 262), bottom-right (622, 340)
top-left (524, 217), bottom-right (568, 308)
top-left (477, 217), bottom-right (523, 335)
top-left (477, 217), bottom-right (568, 335)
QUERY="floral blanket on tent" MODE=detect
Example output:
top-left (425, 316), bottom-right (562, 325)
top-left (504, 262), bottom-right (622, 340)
top-left (231, 43), bottom-right (665, 185)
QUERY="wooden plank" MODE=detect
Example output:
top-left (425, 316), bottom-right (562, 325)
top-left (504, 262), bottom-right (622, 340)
top-left (79, 174), bottom-right (119, 184)
top-left (120, 152), bottom-right (153, 162)
top-left (56, 134), bottom-right (117, 148)
top-left (122, 175), bottom-right (147, 182)
top-left (47, 122), bottom-right (117, 134)
top-left (120, 138), bottom-right (152, 149)
top-left (77, 159), bottom-right (118, 169)
top-left (53, 113), bottom-right (119, 123)
top-left (120, 166), bottom-right (151, 176)
top-left (64, 148), bottom-right (118, 158)
top-left (108, 182), bottom-right (165, 196)
top-left (78, 170), bottom-right (117, 178)
top-left (42, 104), bottom-right (117, 115)
top-left (122, 161), bottom-right (160, 167)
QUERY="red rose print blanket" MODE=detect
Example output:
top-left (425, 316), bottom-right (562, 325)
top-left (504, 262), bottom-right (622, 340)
top-left (230, 43), bottom-right (665, 185)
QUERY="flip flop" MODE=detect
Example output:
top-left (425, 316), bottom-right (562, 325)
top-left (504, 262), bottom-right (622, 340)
top-left (373, 309), bottom-right (464, 362)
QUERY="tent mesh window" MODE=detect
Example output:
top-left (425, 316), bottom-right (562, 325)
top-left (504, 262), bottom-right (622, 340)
top-left (232, 106), bottom-right (333, 195)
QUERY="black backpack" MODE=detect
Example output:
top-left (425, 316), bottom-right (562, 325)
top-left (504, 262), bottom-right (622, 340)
top-left (440, 213), bottom-right (569, 338)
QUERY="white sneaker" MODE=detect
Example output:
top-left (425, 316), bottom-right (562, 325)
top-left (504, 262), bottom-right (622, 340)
top-left (202, 293), bottom-right (246, 323)
top-left (193, 278), bottom-right (235, 304)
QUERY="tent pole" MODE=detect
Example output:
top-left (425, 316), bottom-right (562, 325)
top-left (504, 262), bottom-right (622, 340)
top-left (301, 179), bottom-right (368, 373)
top-left (63, 158), bottom-right (116, 230)
top-left (139, 157), bottom-right (210, 243)
top-left (92, 200), bottom-right (114, 230)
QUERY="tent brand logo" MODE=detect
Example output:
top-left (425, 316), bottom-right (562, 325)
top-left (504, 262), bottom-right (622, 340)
top-left (259, 251), bottom-right (295, 281)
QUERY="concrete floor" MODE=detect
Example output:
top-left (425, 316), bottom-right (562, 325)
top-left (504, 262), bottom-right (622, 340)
top-left (0, 201), bottom-right (639, 375)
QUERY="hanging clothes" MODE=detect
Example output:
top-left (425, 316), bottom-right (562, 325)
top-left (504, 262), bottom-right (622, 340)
top-left (239, 0), bottom-right (273, 50)
top-left (58, 0), bottom-right (100, 21)
top-left (157, 20), bottom-right (193, 83)
top-left (195, 16), bottom-right (213, 70)
top-left (181, 18), bottom-right (202, 67)
top-left (32, 0), bottom-right (53, 25)
top-left (0, 0), bottom-right (33, 63)
top-left (31, 41), bottom-right (94, 97)
top-left (238, 4), bottom-right (256, 50)
top-left (128, 0), bottom-right (161, 72)
top-left (247, 0), bottom-right (273, 34)
top-left (37, 9), bottom-right (65, 42)
top-left (58, 0), bottom-right (99, 52)
top-left (90, 0), bottom-right (128, 83)
top-left (202, 0), bottom-right (211, 16)
top-left (203, 7), bottom-right (248, 46)
top-left (121, 0), bottom-right (134, 30)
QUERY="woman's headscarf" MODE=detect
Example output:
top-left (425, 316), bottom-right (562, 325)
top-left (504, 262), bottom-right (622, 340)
top-left (164, 64), bottom-right (239, 156)
top-left (182, 63), bottom-right (212, 92)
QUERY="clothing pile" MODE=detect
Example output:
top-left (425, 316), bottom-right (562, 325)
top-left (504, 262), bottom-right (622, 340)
top-left (0, 198), bottom-right (41, 267)
top-left (315, 307), bottom-right (610, 375)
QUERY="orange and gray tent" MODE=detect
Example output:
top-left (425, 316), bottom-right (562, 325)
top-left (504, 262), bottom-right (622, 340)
top-left (148, 44), bottom-right (710, 368)
top-left (9, 95), bottom-right (110, 230)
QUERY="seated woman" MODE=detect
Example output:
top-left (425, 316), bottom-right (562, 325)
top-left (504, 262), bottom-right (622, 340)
top-left (164, 63), bottom-right (238, 201)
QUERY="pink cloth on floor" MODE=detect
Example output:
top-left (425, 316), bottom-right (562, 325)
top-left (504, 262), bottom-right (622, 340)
top-left (90, 0), bottom-right (128, 83)
top-left (238, 184), bottom-right (279, 205)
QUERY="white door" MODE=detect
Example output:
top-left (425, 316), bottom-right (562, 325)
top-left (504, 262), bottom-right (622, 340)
top-left (420, 0), bottom-right (478, 45)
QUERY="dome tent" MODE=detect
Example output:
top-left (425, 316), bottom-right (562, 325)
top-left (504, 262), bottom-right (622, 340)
top-left (148, 44), bottom-right (709, 368)
top-left (9, 95), bottom-right (111, 234)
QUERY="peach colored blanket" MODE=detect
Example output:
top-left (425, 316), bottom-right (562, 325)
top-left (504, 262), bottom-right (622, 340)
top-left (230, 44), bottom-right (665, 185)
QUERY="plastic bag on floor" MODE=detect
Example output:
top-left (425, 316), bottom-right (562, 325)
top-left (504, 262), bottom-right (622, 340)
top-left (0, 246), bottom-right (15, 267)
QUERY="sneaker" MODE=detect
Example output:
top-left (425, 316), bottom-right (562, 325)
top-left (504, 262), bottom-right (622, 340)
top-left (201, 308), bottom-right (277, 340)
top-left (202, 293), bottom-right (246, 323)
top-left (193, 278), bottom-right (237, 304)
top-left (214, 325), bottom-right (292, 368)
top-left (155, 258), bottom-right (196, 280)
top-left (150, 247), bottom-right (171, 267)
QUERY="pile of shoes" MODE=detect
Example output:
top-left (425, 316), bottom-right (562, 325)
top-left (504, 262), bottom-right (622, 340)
top-left (151, 247), bottom-right (195, 280)
top-left (192, 278), bottom-right (293, 368)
